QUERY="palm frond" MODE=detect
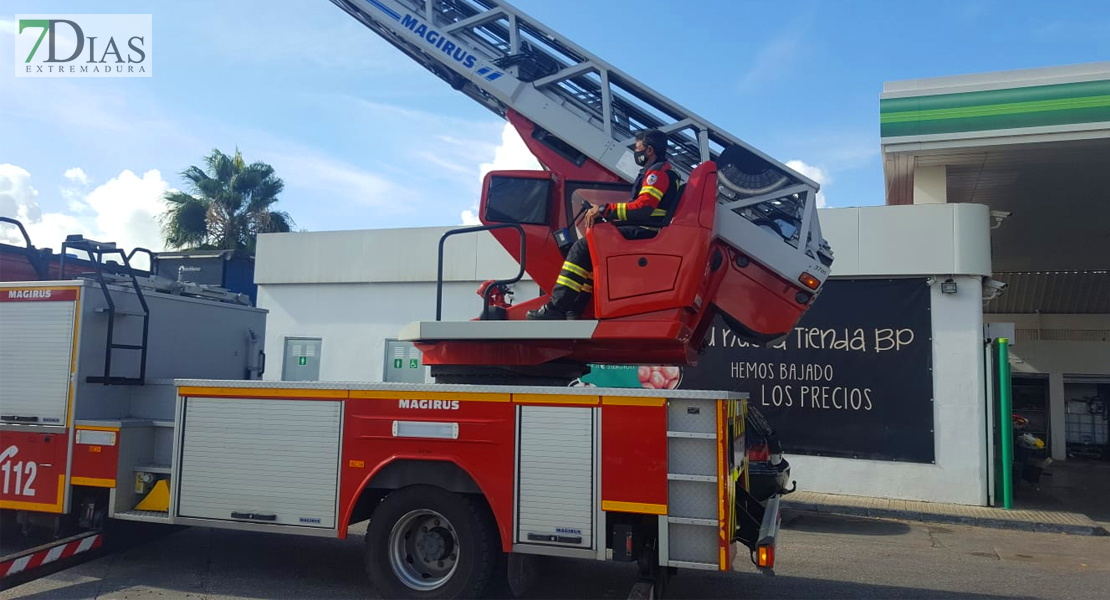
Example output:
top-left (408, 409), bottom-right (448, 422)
top-left (206, 149), bottom-right (237, 183)
top-left (163, 148), bottom-right (296, 251)
top-left (160, 196), bottom-right (209, 249)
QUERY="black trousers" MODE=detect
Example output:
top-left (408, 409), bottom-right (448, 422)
top-left (549, 226), bottom-right (657, 311)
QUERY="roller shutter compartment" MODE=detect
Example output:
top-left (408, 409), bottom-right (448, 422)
top-left (177, 398), bottom-right (342, 529)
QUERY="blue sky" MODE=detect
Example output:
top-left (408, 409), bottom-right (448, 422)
top-left (1, 0), bottom-right (1107, 251)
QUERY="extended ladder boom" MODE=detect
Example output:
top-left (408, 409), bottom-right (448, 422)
top-left (333, 0), bottom-right (798, 179)
top-left (331, 0), bottom-right (833, 299)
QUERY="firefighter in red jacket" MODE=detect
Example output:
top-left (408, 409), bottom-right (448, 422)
top-left (528, 129), bottom-right (681, 320)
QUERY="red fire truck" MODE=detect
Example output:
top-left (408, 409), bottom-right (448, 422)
top-left (1, 0), bottom-right (830, 596)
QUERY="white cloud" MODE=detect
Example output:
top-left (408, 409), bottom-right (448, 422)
top-left (1, 164), bottom-right (91, 249)
top-left (84, 170), bottom-right (171, 251)
top-left (1, 164), bottom-right (45, 227)
top-left (64, 167), bottom-right (89, 185)
top-left (786, 160), bottom-right (831, 208)
top-left (478, 123), bottom-right (543, 180)
top-left (459, 123), bottom-right (543, 224)
top-left (0, 164), bottom-right (171, 253)
top-left (0, 18), bottom-right (14, 36)
top-left (460, 209), bottom-right (481, 225)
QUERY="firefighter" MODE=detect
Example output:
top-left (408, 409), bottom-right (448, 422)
top-left (528, 129), bottom-right (681, 320)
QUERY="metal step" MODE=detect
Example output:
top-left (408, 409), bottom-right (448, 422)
top-left (666, 431), bottom-right (715, 439)
top-left (667, 560), bottom-right (718, 571)
top-left (667, 517), bottom-right (716, 527)
top-left (134, 464), bottom-right (171, 474)
top-left (113, 509), bottom-right (170, 523)
top-left (667, 473), bottom-right (717, 483)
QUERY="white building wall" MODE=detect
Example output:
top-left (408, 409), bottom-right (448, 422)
top-left (260, 280), bottom-right (542, 383)
top-left (790, 276), bottom-right (988, 505)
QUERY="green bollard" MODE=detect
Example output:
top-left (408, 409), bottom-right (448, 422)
top-left (998, 338), bottom-right (1014, 509)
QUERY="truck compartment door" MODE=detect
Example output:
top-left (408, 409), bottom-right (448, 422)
top-left (516, 405), bottom-right (594, 549)
top-left (177, 397), bottom-right (342, 529)
top-left (0, 287), bottom-right (78, 427)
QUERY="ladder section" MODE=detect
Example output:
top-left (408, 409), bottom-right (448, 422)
top-left (665, 398), bottom-right (721, 569)
top-left (60, 236), bottom-right (150, 385)
top-left (330, 0), bottom-right (812, 181)
top-left (330, 0), bottom-right (832, 292)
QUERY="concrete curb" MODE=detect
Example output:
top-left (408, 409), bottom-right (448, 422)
top-left (782, 499), bottom-right (1110, 537)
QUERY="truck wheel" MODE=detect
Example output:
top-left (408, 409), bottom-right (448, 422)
top-left (366, 485), bottom-right (496, 599)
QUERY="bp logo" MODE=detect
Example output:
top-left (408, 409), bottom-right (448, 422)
top-left (15, 14), bottom-right (152, 77)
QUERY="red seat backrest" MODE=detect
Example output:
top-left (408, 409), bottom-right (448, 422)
top-left (588, 163), bottom-right (717, 319)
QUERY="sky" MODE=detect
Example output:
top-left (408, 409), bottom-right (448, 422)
top-left (1, 0), bottom-right (1108, 252)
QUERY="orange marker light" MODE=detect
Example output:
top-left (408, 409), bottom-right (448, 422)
top-left (798, 272), bottom-right (820, 290)
top-left (757, 545), bottom-right (774, 569)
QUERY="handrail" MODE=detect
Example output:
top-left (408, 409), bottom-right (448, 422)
top-left (127, 247), bottom-right (158, 277)
top-left (0, 216), bottom-right (49, 280)
top-left (436, 224), bottom-right (526, 321)
top-left (0, 216), bottom-right (34, 249)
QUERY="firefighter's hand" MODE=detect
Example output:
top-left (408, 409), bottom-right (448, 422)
top-left (584, 206), bottom-right (603, 228)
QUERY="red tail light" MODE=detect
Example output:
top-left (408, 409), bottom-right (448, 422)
top-left (749, 444), bottom-right (770, 462)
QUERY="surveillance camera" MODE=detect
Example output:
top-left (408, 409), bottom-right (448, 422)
top-left (983, 278), bottom-right (1008, 301)
top-left (989, 210), bottom-right (1012, 230)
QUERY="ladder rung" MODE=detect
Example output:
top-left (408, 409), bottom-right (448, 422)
top-left (668, 517), bottom-right (717, 527)
top-left (667, 473), bottom-right (717, 483)
top-left (111, 344), bottom-right (144, 350)
top-left (666, 431), bottom-right (715, 439)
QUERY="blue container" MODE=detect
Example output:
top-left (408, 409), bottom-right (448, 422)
top-left (155, 250), bottom-right (257, 305)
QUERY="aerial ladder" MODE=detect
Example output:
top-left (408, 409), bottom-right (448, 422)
top-left (336, 0), bottom-right (834, 384)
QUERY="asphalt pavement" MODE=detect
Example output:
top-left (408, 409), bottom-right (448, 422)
top-left (3, 510), bottom-right (1109, 599)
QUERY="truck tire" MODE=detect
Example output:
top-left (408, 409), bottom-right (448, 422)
top-left (365, 485), bottom-right (496, 599)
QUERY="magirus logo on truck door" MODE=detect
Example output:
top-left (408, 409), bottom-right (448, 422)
top-left (7, 289), bottom-right (51, 299)
top-left (398, 399), bottom-right (460, 411)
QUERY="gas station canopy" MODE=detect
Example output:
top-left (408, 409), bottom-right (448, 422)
top-left (881, 62), bottom-right (1110, 314)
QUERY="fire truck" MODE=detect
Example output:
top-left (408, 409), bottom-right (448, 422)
top-left (1, 0), bottom-right (832, 597)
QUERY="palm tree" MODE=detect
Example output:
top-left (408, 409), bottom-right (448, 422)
top-left (161, 148), bottom-right (295, 252)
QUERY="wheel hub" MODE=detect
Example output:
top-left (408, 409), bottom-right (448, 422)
top-left (389, 509), bottom-right (460, 591)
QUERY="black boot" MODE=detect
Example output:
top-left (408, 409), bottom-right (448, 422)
top-left (527, 303), bottom-right (567, 320)
top-left (565, 295), bottom-right (589, 320)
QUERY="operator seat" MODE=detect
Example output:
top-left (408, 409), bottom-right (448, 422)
top-left (586, 162), bottom-right (717, 319)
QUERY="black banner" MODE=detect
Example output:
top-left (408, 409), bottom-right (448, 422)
top-left (680, 278), bottom-right (935, 463)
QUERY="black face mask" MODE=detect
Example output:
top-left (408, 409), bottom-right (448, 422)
top-left (634, 149), bottom-right (648, 166)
